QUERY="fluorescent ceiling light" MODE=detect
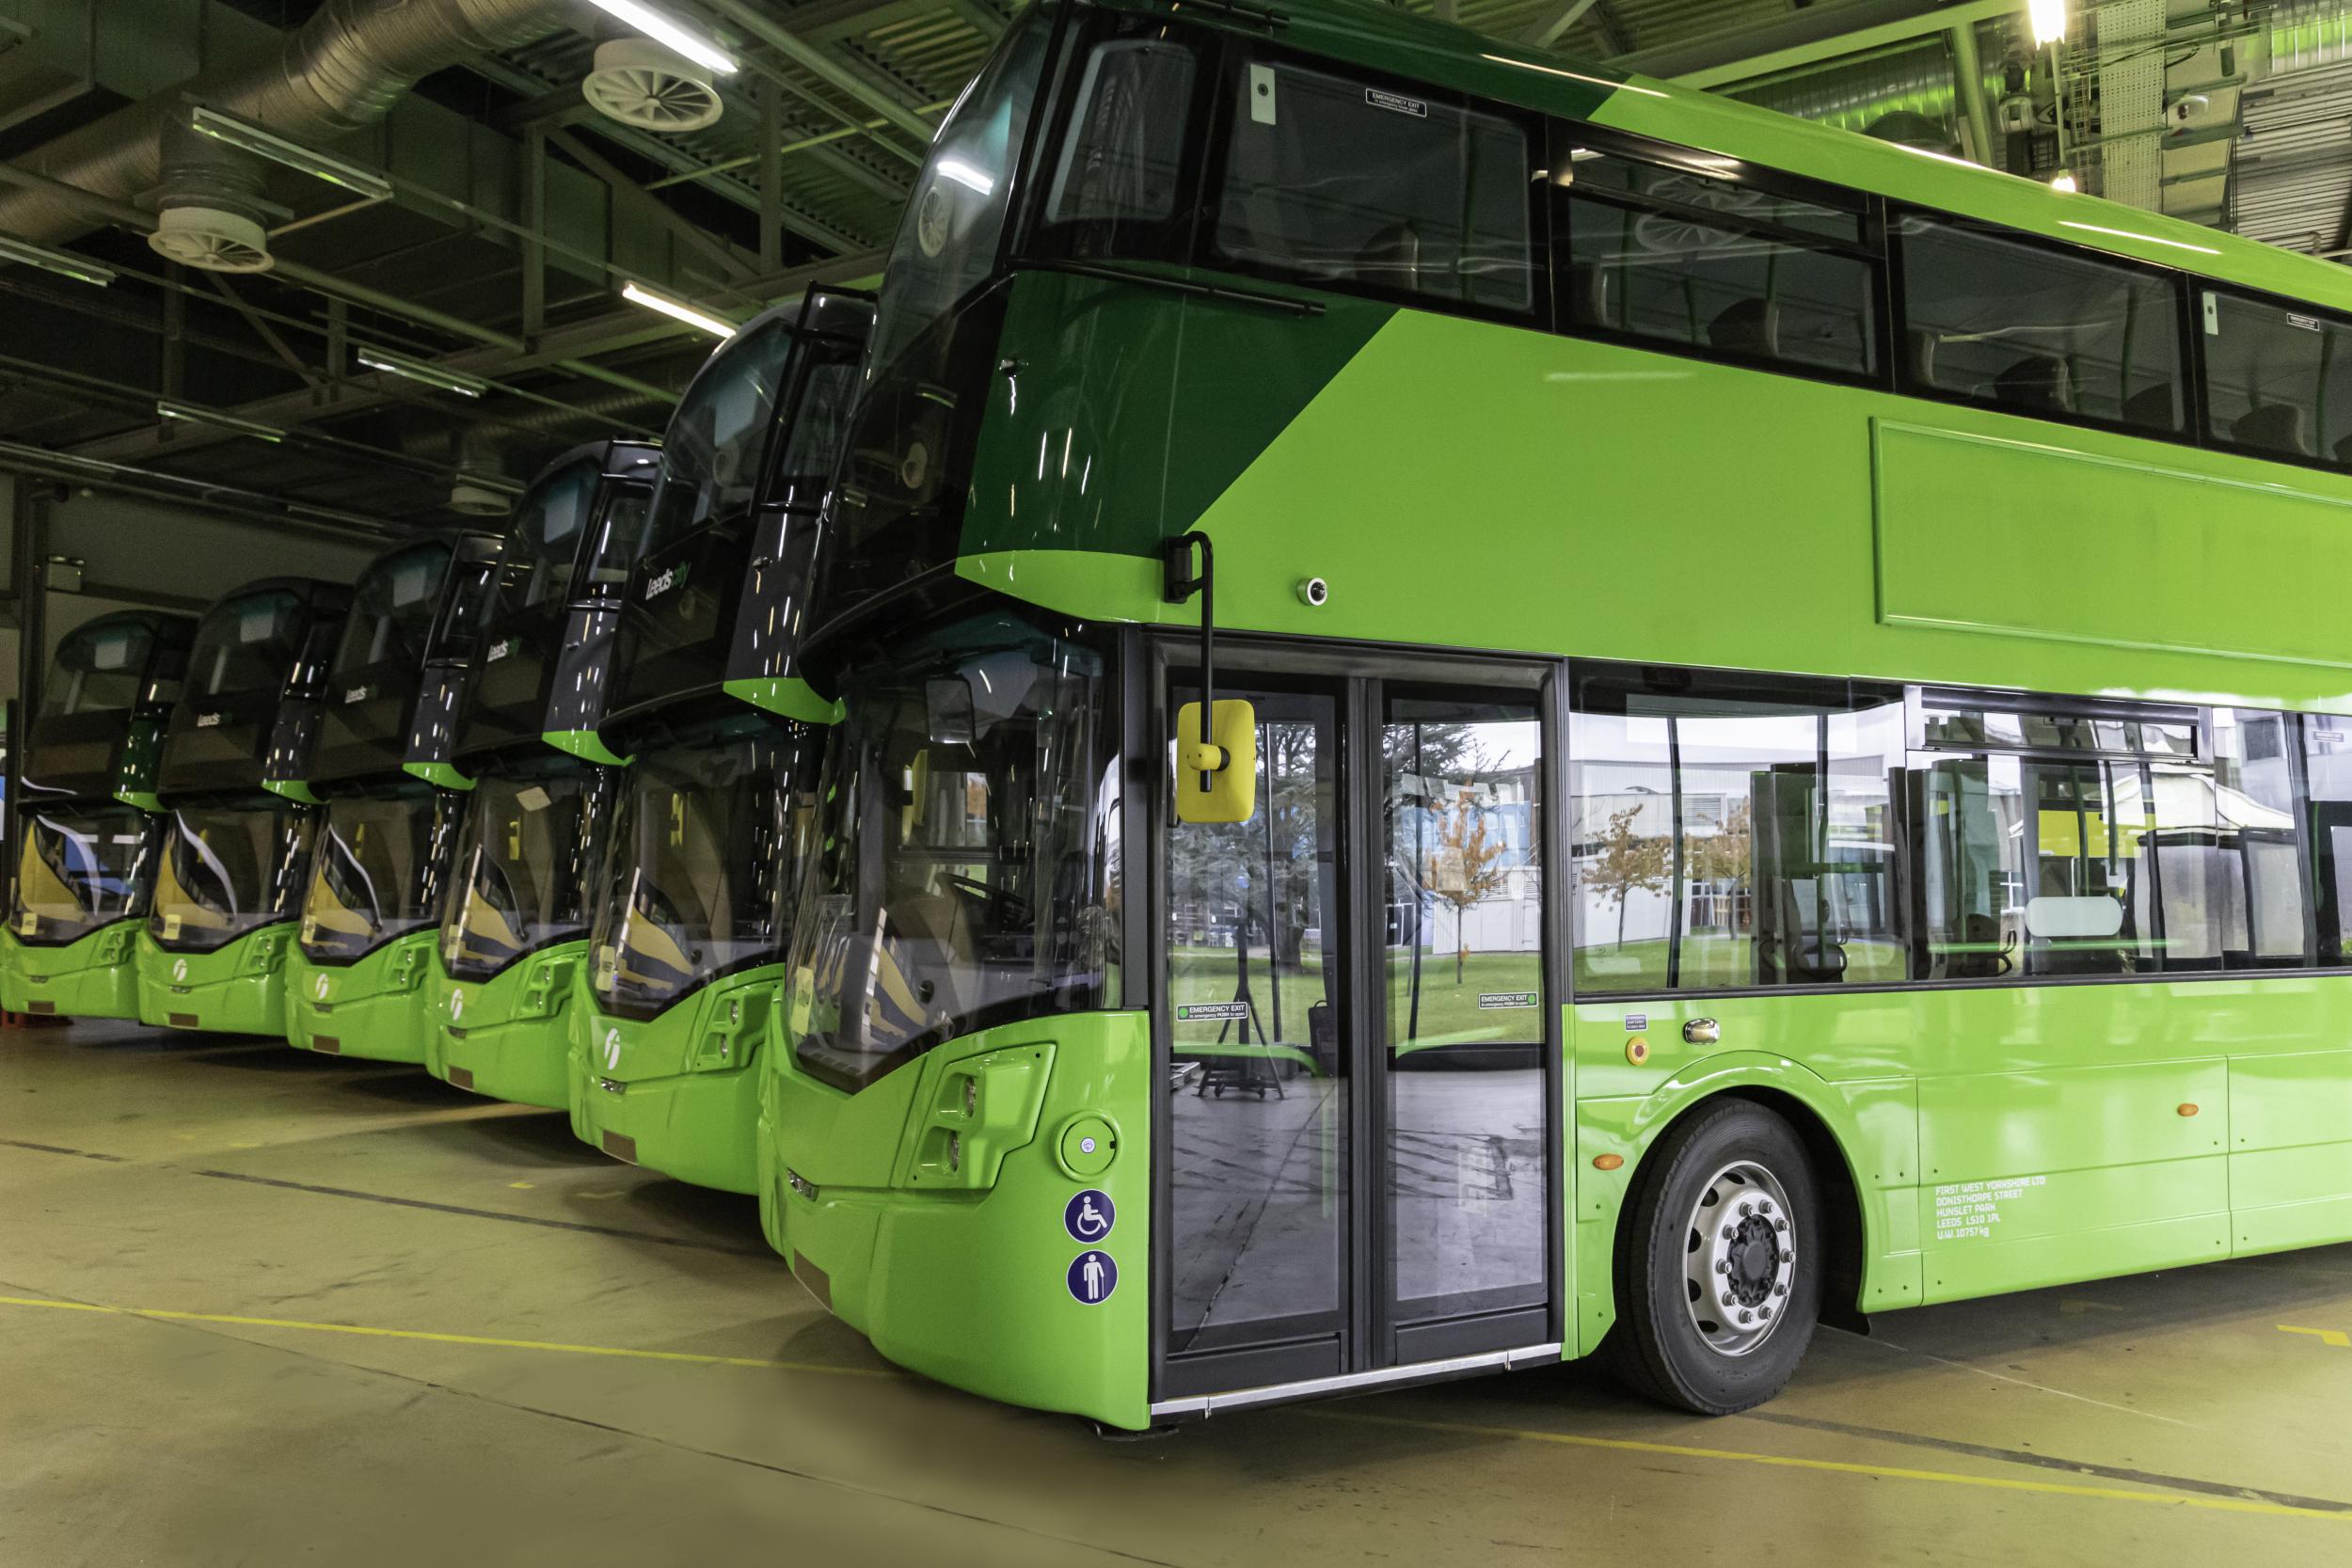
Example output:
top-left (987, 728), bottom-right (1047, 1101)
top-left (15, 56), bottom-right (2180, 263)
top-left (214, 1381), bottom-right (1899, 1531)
top-left (156, 399), bottom-right (285, 443)
top-left (356, 344), bottom-right (491, 398)
top-left (2029, 0), bottom-right (2067, 46)
top-left (189, 106), bottom-right (394, 201)
top-left (0, 235), bottom-right (115, 287)
top-left (623, 280), bottom-right (737, 338)
top-left (2060, 219), bottom-right (2217, 255)
top-left (2048, 172), bottom-right (2078, 193)
top-left (582, 0), bottom-right (738, 75)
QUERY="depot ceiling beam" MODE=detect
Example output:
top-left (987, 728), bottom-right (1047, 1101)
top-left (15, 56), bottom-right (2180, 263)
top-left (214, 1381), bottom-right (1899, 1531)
top-left (1618, 0), bottom-right (2027, 89)
top-left (0, 438), bottom-right (409, 542)
top-left (545, 129), bottom-right (764, 284)
top-left (1523, 0), bottom-right (1604, 49)
top-left (703, 0), bottom-right (940, 145)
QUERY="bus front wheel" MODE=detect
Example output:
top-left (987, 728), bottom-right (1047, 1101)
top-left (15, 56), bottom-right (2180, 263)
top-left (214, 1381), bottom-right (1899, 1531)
top-left (1607, 1100), bottom-right (1822, 1415)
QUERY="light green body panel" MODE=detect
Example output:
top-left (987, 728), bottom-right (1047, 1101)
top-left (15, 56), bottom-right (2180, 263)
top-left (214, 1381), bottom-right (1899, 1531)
top-left (426, 942), bottom-right (586, 1109)
top-left (544, 728), bottom-right (628, 767)
top-left (722, 676), bottom-right (842, 725)
top-left (969, 307), bottom-right (2352, 715)
top-left (402, 760), bottom-right (473, 790)
top-left (0, 923), bottom-right (140, 1019)
top-left (284, 931), bottom-right (436, 1063)
top-left (1569, 977), bottom-right (2352, 1349)
top-left (566, 964), bottom-right (778, 1194)
top-left (135, 927), bottom-right (294, 1035)
top-left (758, 1007), bottom-right (1152, 1430)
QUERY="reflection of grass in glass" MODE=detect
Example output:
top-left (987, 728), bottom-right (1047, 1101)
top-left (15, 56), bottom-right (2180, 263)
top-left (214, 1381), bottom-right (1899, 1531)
top-left (1575, 937), bottom-right (1908, 991)
top-left (1167, 944), bottom-right (1546, 1049)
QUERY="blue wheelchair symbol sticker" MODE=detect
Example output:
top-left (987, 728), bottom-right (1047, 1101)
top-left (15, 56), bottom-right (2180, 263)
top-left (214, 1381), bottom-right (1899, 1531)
top-left (1064, 1189), bottom-right (1115, 1243)
top-left (1068, 1250), bottom-right (1118, 1305)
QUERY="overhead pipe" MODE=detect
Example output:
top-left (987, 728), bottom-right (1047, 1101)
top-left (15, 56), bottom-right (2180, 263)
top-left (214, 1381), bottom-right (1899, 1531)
top-left (0, 0), bottom-right (571, 246)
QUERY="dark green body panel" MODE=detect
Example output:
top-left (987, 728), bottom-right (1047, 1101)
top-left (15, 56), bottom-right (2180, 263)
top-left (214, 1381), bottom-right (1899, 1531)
top-left (0, 924), bottom-right (139, 1019)
top-left (285, 932), bottom-right (436, 1064)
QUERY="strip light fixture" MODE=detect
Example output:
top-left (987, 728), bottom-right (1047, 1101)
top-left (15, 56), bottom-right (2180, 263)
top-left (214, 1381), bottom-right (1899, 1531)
top-left (2028, 0), bottom-right (2068, 46)
top-left (188, 106), bottom-right (395, 201)
top-left (581, 0), bottom-right (739, 75)
top-left (622, 280), bottom-right (738, 339)
top-left (0, 235), bottom-right (116, 287)
top-left (156, 399), bottom-right (286, 444)
top-left (356, 344), bottom-right (492, 398)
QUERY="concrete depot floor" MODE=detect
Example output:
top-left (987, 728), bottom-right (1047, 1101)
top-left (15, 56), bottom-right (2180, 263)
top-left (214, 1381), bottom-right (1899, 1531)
top-left (8, 1021), bottom-right (2352, 1567)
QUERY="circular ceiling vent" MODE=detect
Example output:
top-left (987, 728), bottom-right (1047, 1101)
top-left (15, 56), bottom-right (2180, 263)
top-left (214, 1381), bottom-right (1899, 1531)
top-left (148, 206), bottom-right (273, 273)
top-left (583, 38), bottom-right (723, 133)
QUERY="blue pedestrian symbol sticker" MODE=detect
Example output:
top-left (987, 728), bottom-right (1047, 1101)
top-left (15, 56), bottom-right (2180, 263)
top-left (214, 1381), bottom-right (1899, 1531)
top-left (1064, 1189), bottom-right (1115, 1243)
top-left (1068, 1250), bottom-right (1118, 1306)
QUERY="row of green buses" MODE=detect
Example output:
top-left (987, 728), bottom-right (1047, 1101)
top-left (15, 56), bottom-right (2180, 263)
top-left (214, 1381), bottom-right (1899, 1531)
top-left (24, 0), bottom-right (2352, 1434)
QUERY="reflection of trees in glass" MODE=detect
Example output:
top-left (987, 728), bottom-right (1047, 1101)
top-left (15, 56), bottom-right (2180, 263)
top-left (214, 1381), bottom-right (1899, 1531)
top-left (1424, 786), bottom-right (1509, 983)
top-left (1684, 798), bottom-right (1753, 931)
top-left (1591, 803), bottom-right (1672, 947)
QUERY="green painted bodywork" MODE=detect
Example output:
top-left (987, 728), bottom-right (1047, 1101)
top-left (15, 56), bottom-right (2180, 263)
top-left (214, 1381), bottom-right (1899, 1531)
top-left (284, 930), bottom-right (437, 1063)
top-left (0, 923), bottom-right (140, 1019)
top-left (115, 790), bottom-right (163, 812)
top-left (135, 926), bottom-right (294, 1035)
top-left (402, 760), bottom-right (475, 790)
top-left (261, 778), bottom-right (324, 805)
top-left (759, 1006), bottom-right (1152, 1430)
top-left (426, 942), bottom-right (588, 1110)
top-left (543, 729), bottom-right (628, 768)
top-left (761, 0), bottom-right (2352, 1425)
top-left (721, 676), bottom-right (842, 725)
top-left (567, 963), bottom-right (778, 1194)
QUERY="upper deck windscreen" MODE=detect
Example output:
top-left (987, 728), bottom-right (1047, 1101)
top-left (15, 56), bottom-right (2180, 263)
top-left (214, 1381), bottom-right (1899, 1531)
top-left (186, 592), bottom-right (304, 705)
top-left (40, 620), bottom-right (155, 721)
top-left (311, 543), bottom-right (453, 784)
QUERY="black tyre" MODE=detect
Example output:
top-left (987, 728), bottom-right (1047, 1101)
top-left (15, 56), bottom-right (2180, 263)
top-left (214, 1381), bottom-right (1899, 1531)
top-left (1606, 1100), bottom-right (1822, 1415)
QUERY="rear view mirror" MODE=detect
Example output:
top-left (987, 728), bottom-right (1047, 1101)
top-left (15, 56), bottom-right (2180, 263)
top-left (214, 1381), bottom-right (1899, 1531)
top-left (1175, 700), bottom-right (1257, 824)
top-left (924, 677), bottom-right (976, 745)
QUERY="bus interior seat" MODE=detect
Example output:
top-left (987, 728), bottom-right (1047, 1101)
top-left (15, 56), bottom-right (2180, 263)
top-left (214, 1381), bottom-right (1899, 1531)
top-left (1357, 220), bottom-right (1423, 293)
top-left (884, 884), bottom-right (977, 1021)
top-left (2233, 403), bottom-right (2311, 456)
top-left (1708, 298), bottom-right (1780, 358)
top-left (1565, 263), bottom-right (1613, 327)
top-left (1994, 354), bottom-right (2075, 414)
top-left (1906, 329), bottom-right (1940, 387)
top-left (2121, 383), bottom-right (2177, 430)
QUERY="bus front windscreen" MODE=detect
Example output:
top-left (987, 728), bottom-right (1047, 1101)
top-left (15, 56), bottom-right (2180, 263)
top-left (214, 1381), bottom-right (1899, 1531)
top-left (302, 790), bottom-right (457, 962)
top-left (440, 765), bottom-right (614, 980)
top-left (14, 803), bottom-right (156, 942)
top-left (589, 724), bottom-right (816, 1021)
top-left (185, 593), bottom-right (303, 704)
top-left (151, 800), bottom-right (315, 950)
top-left (788, 608), bottom-right (1120, 1094)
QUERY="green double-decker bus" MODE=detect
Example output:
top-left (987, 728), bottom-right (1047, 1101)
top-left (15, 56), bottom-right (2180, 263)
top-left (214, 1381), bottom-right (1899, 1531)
top-left (568, 291), bottom-right (870, 1193)
top-left (137, 578), bottom-right (351, 1036)
top-left (3, 611), bottom-right (196, 1019)
top-left (286, 532), bottom-right (501, 1062)
top-left (753, 0), bottom-right (2352, 1428)
top-left (426, 441), bottom-right (657, 1107)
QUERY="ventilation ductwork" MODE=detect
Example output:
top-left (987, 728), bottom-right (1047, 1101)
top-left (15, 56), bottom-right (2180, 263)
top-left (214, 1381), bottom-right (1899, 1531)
top-left (148, 116), bottom-right (274, 273)
top-left (0, 0), bottom-right (570, 247)
top-left (584, 38), bottom-right (725, 133)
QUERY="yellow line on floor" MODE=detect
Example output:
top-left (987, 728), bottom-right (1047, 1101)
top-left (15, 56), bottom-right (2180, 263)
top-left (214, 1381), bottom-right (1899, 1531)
top-left (0, 1293), bottom-right (890, 1377)
top-left (1313, 1411), bottom-right (2348, 1524)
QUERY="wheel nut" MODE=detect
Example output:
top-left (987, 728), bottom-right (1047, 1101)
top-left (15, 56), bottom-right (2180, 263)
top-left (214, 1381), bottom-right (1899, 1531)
top-left (1774, 1283), bottom-right (1787, 1296)
top-left (1723, 1226), bottom-right (1736, 1242)
top-left (1774, 1217), bottom-right (1788, 1232)
top-left (1740, 1203), bottom-right (1754, 1218)
top-left (1739, 1310), bottom-right (1753, 1324)
top-left (1781, 1250), bottom-right (1794, 1264)
top-left (1716, 1260), bottom-right (1729, 1275)
top-left (1759, 1307), bottom-right (1772, 1320)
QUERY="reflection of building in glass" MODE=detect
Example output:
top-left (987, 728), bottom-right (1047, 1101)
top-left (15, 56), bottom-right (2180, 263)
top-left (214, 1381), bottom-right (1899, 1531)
top-left (1393, 757), bottom-right (1540, 957)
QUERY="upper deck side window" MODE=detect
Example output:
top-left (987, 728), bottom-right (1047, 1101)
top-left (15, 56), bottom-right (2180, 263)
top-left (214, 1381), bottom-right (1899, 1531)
top-left (2201, 289), bottom-right (2352, 467)
top-left (1896, 214), bottom-right (2185, 435)
top-left (1202, 47), bottom-right (1541, 316)
top-left (1555, 143), bottom-right (1879, 379)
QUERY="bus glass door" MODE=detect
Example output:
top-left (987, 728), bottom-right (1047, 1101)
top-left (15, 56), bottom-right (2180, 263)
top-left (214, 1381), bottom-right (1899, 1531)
top-left (1157, 660), bottom-right (1559, 1402)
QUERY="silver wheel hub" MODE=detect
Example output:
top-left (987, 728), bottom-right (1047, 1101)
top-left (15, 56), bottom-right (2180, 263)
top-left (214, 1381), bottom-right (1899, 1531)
top-left (1681, 1160), bottom-right (1796, 1357)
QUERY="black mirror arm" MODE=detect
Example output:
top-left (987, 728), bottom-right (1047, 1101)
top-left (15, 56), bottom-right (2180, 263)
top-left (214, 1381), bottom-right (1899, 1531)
top-left (1162, 531), bottom-right (1218, 792)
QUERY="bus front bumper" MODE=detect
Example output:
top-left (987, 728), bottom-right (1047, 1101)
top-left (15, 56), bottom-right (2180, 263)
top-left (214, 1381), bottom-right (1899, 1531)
top-left (135, 927), bottom-right (294, 1035)
top-left (568, 974), bottom-right (773, 1194)
top-left (2, 923), bottom-right (140, 1019)
top-left (428, 943), bottom-right (583, 1109)
top-left (760, 1010), bottom-right (1152, 1430)
top-left (286, 931), bottom-right (435, 1063)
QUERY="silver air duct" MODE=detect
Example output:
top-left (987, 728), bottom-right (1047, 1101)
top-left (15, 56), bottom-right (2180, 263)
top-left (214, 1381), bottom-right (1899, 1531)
top-left (0, 0), bottom-right (570, 246)
top-left (149, 116), bottom-right (274, 273)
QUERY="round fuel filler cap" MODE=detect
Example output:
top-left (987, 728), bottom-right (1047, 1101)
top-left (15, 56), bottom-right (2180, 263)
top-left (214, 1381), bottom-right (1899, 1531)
top-left (1057, 1116), bottom-right (1119, 1179)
